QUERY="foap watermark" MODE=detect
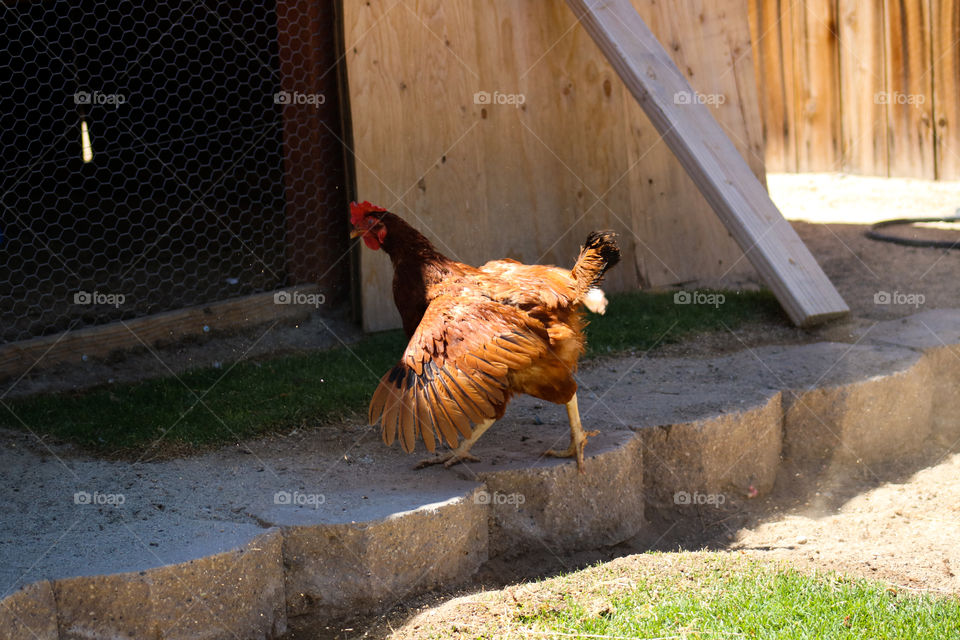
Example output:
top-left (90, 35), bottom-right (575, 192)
top-left (673, 90), bottom-right (726, 106)
top-left (274, 91), bottom-right (325, 107)
top-left (674, 491), bottom-right (725, 508)
top-left (274, 490), bottom-right (325, 509)
top-left (874, 91), bottom-right (926, 107)
top-left (474, 489), bottom-right (525, 506)
top-left (473, 90), bottom-right (526, 108)
top-left (274, 290), bottom-right (325, 308)
top-left (74, 90), bottom-right (127, 106)
top-left (874, 290), bottom-right (925, 308)
top-left (74, 490), bottom-right (126, 506)
top-left (74, 290), bottom-right (125, 308)
top-left (673, 290), bottom-right (725, 308)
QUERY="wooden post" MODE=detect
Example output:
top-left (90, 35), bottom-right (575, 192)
top-left (566, 0), bottom-right (849, 327)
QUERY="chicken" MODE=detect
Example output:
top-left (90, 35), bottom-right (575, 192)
top-left (349, 201), bottom-right (620, 471)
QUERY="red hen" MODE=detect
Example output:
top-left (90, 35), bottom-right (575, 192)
top-left (350, 201), bottom-right (620, 471)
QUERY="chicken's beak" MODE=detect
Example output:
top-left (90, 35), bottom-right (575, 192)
top-left (349, 228), bottom-right (363, 239)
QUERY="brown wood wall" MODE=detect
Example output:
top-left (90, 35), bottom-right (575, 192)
top-left (343, 0), bottom-right (768, 331)
top-left (749, 0), bottom-right (959, 179)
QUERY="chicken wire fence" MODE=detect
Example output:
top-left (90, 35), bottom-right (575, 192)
top-left (0, 0), bottom-right (351, 347)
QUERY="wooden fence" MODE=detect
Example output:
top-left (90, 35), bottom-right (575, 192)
top-left (748, 0), bottom-right (960, 180)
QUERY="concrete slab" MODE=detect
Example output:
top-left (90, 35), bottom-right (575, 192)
top-left (0, 580), bottom-right (58, 640)
top-left (857, 309), bottom-right (960, 351)
top-left (281, 490), bottom-right (487, 625)
top-left (461, 430), bottom-right (643, 557)
top-left (3, 309), bottom-right (960, 634)
top-left (783, 359), bottom-right (934, 470)
top-left (640, 393), bottom-right (783, 509)
top-left (147, 529), bottom-right (286, 640)
top-left (53, 572), bottom-right (153, 640)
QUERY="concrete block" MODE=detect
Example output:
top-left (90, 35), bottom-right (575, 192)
top-left (282, 490), bottom-right (487, 624)
top-left (148, 529), bottom-right (286, 640)
top-left (922, 346), bottom-right (960, 449)
top-left (54, 572), bottom-right (153, 640)
top-left (0, 580), bottom-right (58, 640)
top-left (469, 430), bottom-right (644, 557)
top-left (640, 393), bottom-right (782, 509)
top-left (784, 358), bottom-right (934, 470)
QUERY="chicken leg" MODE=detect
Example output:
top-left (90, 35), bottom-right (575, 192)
top-left (545, 393), bottom-right (598, 472)
top-left (415, 418), bottom-right (495, 469)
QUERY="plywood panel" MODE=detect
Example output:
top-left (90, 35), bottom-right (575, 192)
top-left (344, 0), bottom-right (768, 330)
top-left (345, 1), bottom-right (488, 331)
top-left (471, 1), bottom-right (636, 295)
top-left (932, 0), bottom-right (960, 179)
top-left (885, 0), bottom-right (936, 179)
top-left (791, 0), bottom-right (843, 171)
top-left (748, 0), bottom-right (799, 173)
top-left (628, 0), bottom-right (765, 287)
top-left (838, 0), bottom-right (889, 175)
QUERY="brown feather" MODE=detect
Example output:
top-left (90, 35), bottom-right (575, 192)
top-left (368, 375), bottom-right (392, 425)
top-left (398, 391), bottom-right (416, 453)
top-left (414, 386), bottom-right (436, 452)
top-left (380, 387), bottom-right (401, 446)
top-left (427, 380), bottom-right (471, 441)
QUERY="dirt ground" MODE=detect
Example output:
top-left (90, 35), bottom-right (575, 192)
top-left (310, 448), bottom-right (960, 639)
top-left (283, 173), bottom-right (960, 638)
top-left (4, 173), bottom-right (960, 638)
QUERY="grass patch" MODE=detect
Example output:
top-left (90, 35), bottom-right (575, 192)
top-left (585, 288), bottom-right (784, 355)
top-left (0, 290), bottom-right (786, 452)
top-left (515, 557), bottom-right (960, 640)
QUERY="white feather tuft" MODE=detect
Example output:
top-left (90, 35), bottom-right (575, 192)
top-left (583, 288), bottom-right (608, 314)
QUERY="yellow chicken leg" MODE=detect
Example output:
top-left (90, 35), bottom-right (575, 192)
top-left (415, 418), bottom-right (495, 469)
top-left (545, 394), bottom-right (599, 472)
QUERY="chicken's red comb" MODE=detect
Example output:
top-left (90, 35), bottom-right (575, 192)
top-left (350, 201), bottom-right (387, 225)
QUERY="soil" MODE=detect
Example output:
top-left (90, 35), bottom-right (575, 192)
top-left (4, 173), bottom-right (960, 638)
top-left (280, 173), bottom-right (960, 638)
top-left (298, 449), bottom-right (960, 639)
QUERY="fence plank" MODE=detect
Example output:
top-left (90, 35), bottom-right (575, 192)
top-left (626, 0), bottom-right (764, 288)
top-left (838, 0), bottom-right (889, 175)
top-left (884, 0), bottom-right (936, 179)
top-left (791, 0), bottom-right (843, 171)
top-left (748, 0), bottom-right (799, 172)
top-left (932, 0), bottom-right (960, 179)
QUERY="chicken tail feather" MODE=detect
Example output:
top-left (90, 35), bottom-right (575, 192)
top-left (572, 230), bottom-right (620, 299)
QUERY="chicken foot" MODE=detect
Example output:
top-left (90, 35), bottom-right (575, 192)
top-left (545, 393), bottom-right (598, 472)
top-left (415, 418), bottom-right (495, 469)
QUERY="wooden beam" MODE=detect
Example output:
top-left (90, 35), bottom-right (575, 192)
top-left (566, 0), bottom-right (849, 327)
top-left (0, 285), bottom-right (320, 381)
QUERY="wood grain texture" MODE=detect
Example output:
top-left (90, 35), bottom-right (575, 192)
top-left (343, 0), bottom-right (767, 331)
top-left (748, 0), bottom-right (799, 172)
top-left (838, 0), bottom-right (889, 175)
top-left (567, 0), bottom-right (848, 326)
top-left (932, 0), bottom-right (960, 178)
top-left (791, 0), bottom-right (843, 171)
top-left (884, 0), bottom-right (936, 179)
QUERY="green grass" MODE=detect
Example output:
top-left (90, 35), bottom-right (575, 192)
top-left (519, 557), bottom-right (960, 639)
top-left (0, 290), bottom-right (786, 452)
top-left (584, 289), bottom-right (784, 355)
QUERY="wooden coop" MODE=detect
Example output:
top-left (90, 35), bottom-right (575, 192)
top-left (9, 0), bottom-right (915, 377)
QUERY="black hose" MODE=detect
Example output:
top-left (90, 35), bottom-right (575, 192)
top-left (865, 213), bottom-right (960, 249)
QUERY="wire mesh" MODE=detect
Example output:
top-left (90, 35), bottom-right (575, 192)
top-left (0, 0), bottom-right (350, 346)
